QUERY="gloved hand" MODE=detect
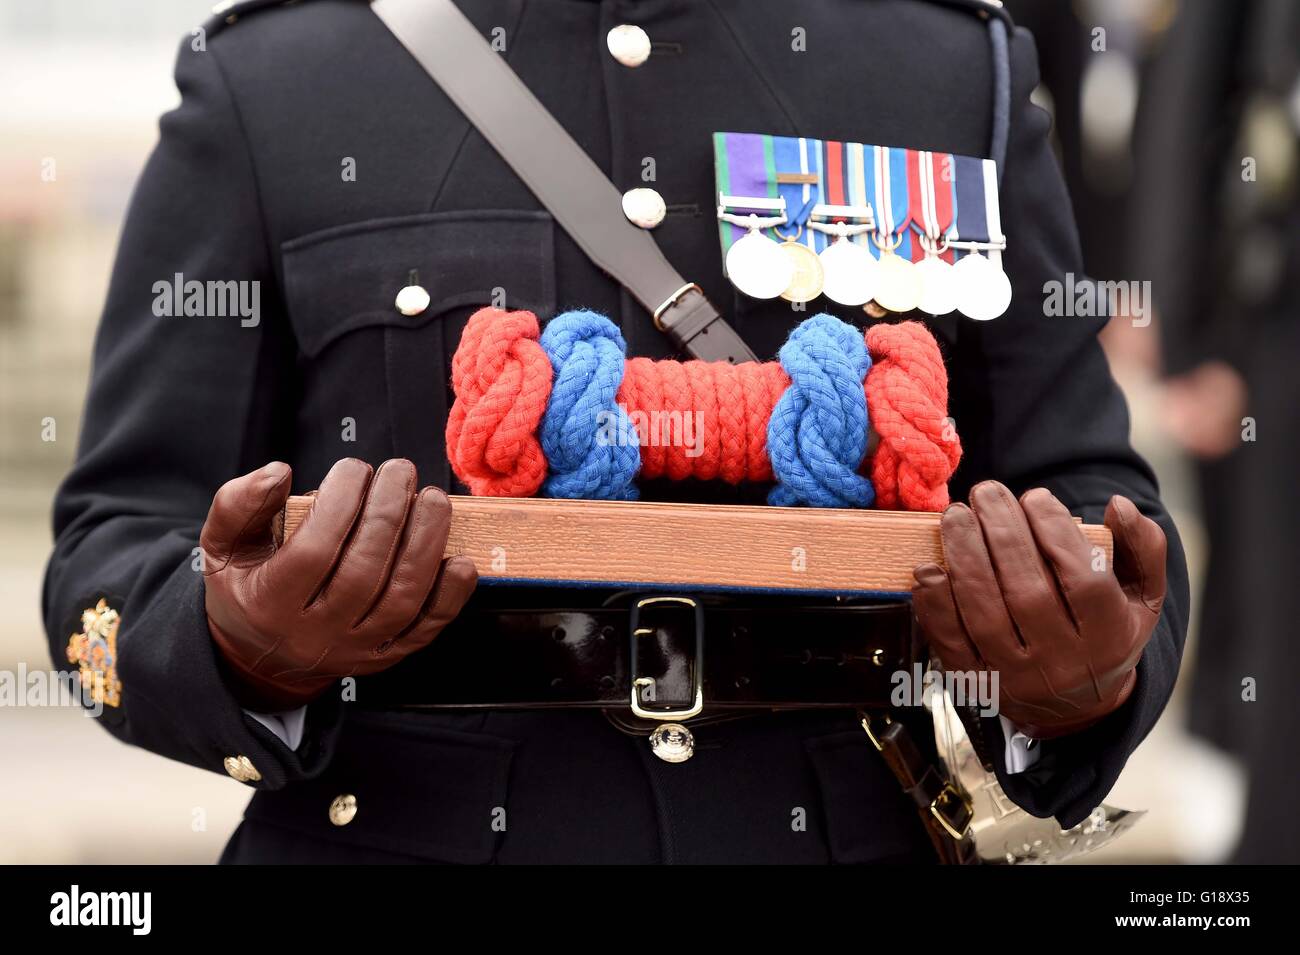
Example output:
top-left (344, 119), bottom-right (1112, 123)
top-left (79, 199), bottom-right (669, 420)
top-left (911, 481), bottom-right (1166, 740)
top-left (200, 457), bottom-right (477, 712)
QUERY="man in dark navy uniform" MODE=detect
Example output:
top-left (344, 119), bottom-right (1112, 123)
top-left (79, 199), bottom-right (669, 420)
top-left (44, 0), bottom-right (1186, 863)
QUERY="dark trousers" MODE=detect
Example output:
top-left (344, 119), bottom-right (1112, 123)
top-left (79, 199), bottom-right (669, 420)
top-left (221, 708), bottom-right (936, 864)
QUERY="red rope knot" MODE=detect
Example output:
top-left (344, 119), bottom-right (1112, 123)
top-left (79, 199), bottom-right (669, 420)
top-left (445, 307), bottom-right (552, 497)
top-left (864, 321), bottom-right (962, 511)
top-left (618, 358), bottom-right (789, 483)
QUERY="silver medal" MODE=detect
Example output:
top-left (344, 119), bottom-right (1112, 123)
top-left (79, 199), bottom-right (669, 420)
top-left (954, 252), bottom-right (1012, 321)
top-left (915, 254), bottom-right (958, 316)
top-left (873, 249), bottom-right (921, 313)
top-left (726, 228), bottom-right (795, 300)
top-left (819, 236), bottom-right (877, 306)
top-left (981, 265), bottom-right (1013, 319)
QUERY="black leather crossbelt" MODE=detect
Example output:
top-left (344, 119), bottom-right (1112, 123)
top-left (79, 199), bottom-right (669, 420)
top-left (371, 0), bottom-right (757, 363)
top-left (357, 593), bottom-right (914, 714)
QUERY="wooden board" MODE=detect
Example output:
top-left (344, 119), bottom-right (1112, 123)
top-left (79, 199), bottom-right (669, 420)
top-left (279, 494), bottom-right (1113, 595)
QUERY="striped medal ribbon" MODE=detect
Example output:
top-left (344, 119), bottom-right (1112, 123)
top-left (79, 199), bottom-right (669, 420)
top-left (910, 150), bottom-right (959, 316)
top-left (951, 156), bottom-right (1012, 320)
top-left (817, 139), bottom-right (878, 306)
top-left (871, 145), bottom-right (921, 313)
top-left (715, 133), bottom-right (793, 300)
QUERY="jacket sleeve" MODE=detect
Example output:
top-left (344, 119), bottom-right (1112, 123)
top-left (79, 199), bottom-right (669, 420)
top-left (957, 25), bottom-right (1191, 829)
top-left (41, 35), bottom-right (343, 790)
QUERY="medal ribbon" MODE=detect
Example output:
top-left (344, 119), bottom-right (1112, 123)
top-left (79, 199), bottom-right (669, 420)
top-left (907, 151), bottom-right (958, 263)
top-left (773, 136), bottom-right (823, 252)
top-left (823, 139), bottom-right (846, 216)
top-left (935, 153), bottom-right (958, 263)
top-left (714, 132), bottom-right (780, 260)
top-left (819, 138), bottom-right (875, 254)
top-left (981, 157), bottom-right (1007, 273)
top-left (952, 154), bottom-right (992, 248)
top-left (951, 155), bottom-right (1007, 264)
top-left (905, 149), bottom-right (925, 262)
top-left (980, 158), bottom-right (1005, 245)
top-left (872, 145), bottom-right (913, 260)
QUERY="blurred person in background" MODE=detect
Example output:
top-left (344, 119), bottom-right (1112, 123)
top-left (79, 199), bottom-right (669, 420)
top-left (1129, 0), bottom-right (1300, 864)
top-left (1006, 0), bottom-right (1172, 286)
top-left (1007, 0), bottom-right (1300, 862)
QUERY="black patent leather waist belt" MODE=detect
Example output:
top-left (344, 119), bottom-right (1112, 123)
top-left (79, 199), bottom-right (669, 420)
top-left (357, 595), bottom-right (915, 714)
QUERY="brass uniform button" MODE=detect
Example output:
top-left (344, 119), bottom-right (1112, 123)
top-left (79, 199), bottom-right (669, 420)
top-left (329, 794), bottom-right (358, 827)
top-left (622, 187), bottom-right (667, 229)
top-left (606, 24), bottom-right (651, 68)
top-left (223, 755), bottom-right (262, 783)
top-left (649, 722), bottom-right (695, 763)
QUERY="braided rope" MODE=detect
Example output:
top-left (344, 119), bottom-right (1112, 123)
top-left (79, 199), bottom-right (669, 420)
top-left (538, 310), bottom-right (640, 500)
top-left (445, 307), bottom-right (551, 497)
top-left (619, 357), bottom-right (788, 483)
top-left (446, 308), bottom-right (961, 510)
top-left (865, 321), bottom-right (962, 511)
top-left (767, 314), bottom-right (875, 508)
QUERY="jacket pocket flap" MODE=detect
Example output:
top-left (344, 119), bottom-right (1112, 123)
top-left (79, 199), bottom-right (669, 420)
top-left (281, 210), bottom-right (554, 358)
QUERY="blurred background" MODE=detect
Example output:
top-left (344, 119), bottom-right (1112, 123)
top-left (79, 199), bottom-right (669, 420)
top-left (1, 0), bottom-right (1296, 863)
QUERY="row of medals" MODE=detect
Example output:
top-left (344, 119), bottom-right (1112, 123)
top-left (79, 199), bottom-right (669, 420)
top-left (726, 226), bottom-right (1012, 321)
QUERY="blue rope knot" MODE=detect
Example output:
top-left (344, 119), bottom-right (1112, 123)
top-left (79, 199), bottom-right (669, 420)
top-left (767, 314), bottom-right (875, 508)
top-left (538, 310), bottom-right (641, 500)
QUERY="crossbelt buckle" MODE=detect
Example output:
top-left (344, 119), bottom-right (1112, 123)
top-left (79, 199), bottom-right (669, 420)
top-left (651, 283), bottom-right (704, 331)
top-left (860, 709), bottom-right (974, 842)
top-left (930, 782), bottom-right (975, 840)
top-left (630, 595), bottom-right (704, 720)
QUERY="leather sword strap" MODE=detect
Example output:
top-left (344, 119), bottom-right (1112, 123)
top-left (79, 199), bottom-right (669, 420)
top-left (372, 0), bottom-right (758, 363)
top-left (356, 599), bottom-right (913, 710)
top-left (861, 711), bottom-right (979, 864)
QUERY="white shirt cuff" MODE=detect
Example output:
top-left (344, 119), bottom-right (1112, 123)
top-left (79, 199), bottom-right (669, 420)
top-left (245, 706), bottom-right (308, 751)
top-left (1000, 715), bottom-right (1040, 774)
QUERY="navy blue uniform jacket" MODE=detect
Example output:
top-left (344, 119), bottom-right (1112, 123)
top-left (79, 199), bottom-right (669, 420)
top-left (43, 0), bottom-right (1188, 863)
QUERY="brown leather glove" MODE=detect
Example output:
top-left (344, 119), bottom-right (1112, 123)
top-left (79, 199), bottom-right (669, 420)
top-left (200, 457), bottom-right (477, 712)
top-left (912, 481), bottom-right (1167, 740)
